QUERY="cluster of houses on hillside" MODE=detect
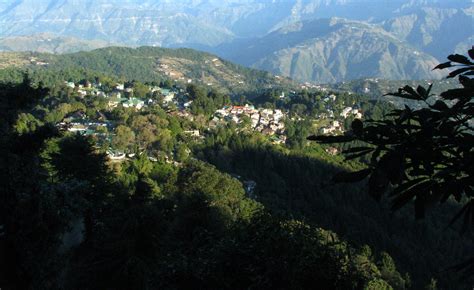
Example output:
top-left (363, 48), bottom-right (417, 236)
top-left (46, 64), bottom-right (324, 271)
top-left (59, 80), bottom-right (370, 153)
top-left (321, 120), bottom-right (343, 134)
top-left (64, 81), bottom-right (110, 99)
top-left (56, 110), bottom-right (160, 162)
top-left (300, 82), bottom-right (329, 91)
top-left (29, 57), bottom-right (49, 66)
top-left (212, 104), bottom-right (287, 144)
top-left (340, 106), bottom-right (363, 119)
top-left (317, 94), bottom-right (364, 135)
top-left (107, 97), bottom-right (147, 110)
top-left (56, 111), bottom-right (113, 139)
top-left (318, 105), bottom-right (363, 135)
top-left (63, 81), bottom-right (180, 110)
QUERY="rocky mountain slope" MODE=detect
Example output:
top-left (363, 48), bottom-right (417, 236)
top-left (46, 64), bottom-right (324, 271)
top-left (383, 6), bottom-right (473, 59)
top-left (0, 0), bottom-right (469, 47)
top-left (0, 33), bottom-right (114, 54)
top-left (218, 18), bottom-right (444, 83)
top-left (0, 0), bottom-right (234, 47)
top-left (0, 0), bottom-right (470, 83)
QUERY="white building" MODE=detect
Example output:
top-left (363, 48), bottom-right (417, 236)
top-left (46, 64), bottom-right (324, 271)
top-left (65, 82), bottom-right (75, 89)
top-left (341, 107), bottom-right (353, 118)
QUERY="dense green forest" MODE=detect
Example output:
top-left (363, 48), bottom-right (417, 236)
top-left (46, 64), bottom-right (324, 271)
top-left (196, 128), bottom-right (473, 289)
top-left (0, 48), bottom-right (472, 289)
top-left (0, 78), bottom-right (405, 289)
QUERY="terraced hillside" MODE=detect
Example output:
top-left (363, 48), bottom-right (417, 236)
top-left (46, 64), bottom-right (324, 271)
top-left (0, 46), bottom-right (296, 93)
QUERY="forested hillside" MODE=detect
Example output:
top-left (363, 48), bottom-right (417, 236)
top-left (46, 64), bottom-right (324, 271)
top-left (0, 46), bottom-right (472, 289)
top-left (0, 76), bottom-right (404, 290)
top-left (0, 46), bottom-right (295, 94)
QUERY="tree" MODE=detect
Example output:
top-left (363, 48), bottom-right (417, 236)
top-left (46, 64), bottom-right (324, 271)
top-left (0, 78), bottom-right (67, 289)
top-left (378, 252), bottom-right (407, 289)
top-left (175, 143), bottom-right (190, 162)
top-left (131, 115), bottom-right (158, 149)
top-left (308, 49), bottom-right (474, 280)
top-left (160, 79), bottom-right (173, 89)
top-left (113, 125), bottom-right (135, 152)
top-left (176, 160), bottom-right (258, 222)
top-left (291, 103), bottom-right (307, 116)
top-left (14, 113), bottom-right (42, 134)
top-left (308, 49), bottom-right (474, 231)
top-left (133, 81), bottom-right (150, 98)
top-left (186, 84), bottom-right (206, 100)
top-left (154, 129), bottom-right (173, 153)
top-left (240, 115), bottom-right (251, 128)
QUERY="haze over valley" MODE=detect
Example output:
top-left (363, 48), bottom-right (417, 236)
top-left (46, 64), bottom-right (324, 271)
top-left (0, 0), bottom-right (472, 82)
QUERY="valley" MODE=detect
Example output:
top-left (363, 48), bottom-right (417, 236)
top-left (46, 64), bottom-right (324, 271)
top-left (0, 1), bottom-right (472, 289)
top-left (1, 45), bottom-right (472, 289)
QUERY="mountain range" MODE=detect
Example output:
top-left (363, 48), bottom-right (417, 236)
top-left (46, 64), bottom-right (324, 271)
top-left (0, 0), bottom-right (472, 83)
top-left (216, 18), bottom-right (445, 83)
top-left (0, 33), bottom-right (113, 54)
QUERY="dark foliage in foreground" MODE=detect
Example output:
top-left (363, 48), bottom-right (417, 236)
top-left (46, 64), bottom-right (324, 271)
top-left (0, 80), bottom-right (396, 290)
top-left (308, 49), bottom-right (474, 277)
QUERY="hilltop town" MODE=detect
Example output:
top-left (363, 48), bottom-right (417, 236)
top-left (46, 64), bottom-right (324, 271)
top-left (54, 78), bottom-right (367, 163)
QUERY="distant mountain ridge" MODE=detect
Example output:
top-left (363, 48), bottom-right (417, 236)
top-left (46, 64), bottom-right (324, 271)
top-left (383, 6), bottom-right (473, 59)
top-left (0, 0), bottom-right (471, 83)
top-left (0, 0), bottom-right (469, 47)
top-left (0, 33), bottom-right (115, 54)
top-left (217, 18), bottom-right (444, 83)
